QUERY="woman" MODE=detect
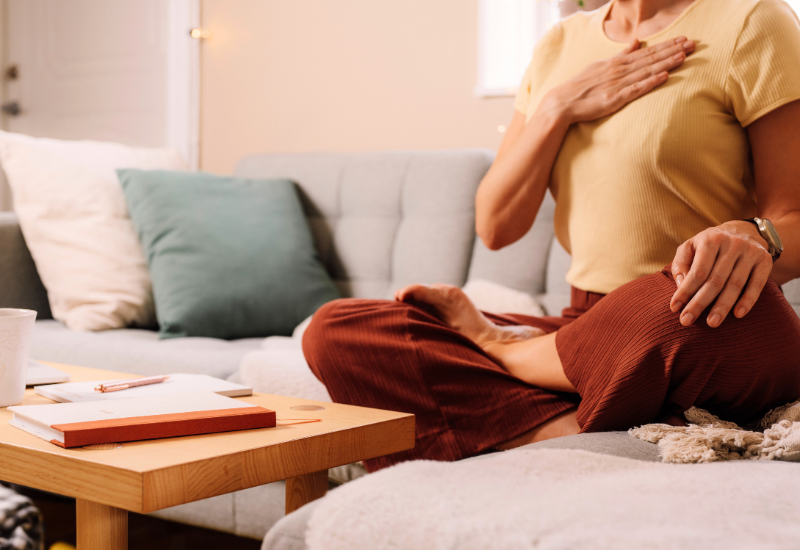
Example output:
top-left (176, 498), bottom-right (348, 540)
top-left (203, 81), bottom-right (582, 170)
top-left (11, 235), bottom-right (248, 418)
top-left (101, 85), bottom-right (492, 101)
top-left (304, 0), bottom-right (800, 471)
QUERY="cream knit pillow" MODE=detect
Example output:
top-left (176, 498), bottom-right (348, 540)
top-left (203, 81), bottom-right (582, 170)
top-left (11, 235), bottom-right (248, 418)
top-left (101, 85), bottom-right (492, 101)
top-left (0, 131), bottom-right (187, 331)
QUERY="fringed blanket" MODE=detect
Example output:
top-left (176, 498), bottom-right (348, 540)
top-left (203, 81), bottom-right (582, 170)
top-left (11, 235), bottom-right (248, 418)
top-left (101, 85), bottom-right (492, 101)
top-left (630, 400), bottom-right (800, 463)
top-left (0, 485), bottom-right (42, 550)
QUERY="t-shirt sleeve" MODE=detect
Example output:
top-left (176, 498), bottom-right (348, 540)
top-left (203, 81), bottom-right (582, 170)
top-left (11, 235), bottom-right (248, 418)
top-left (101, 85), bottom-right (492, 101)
top-left (514, 23), bottom-right (565, 116)
top-left (726, 0), bottom-right (800, 126)
top-left (514, 61), bottom-right (535, 115)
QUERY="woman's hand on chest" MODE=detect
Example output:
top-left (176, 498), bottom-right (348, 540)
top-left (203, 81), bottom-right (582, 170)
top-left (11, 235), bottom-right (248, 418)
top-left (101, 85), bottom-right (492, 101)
top-left (542, 36), bottom-right (695, 124)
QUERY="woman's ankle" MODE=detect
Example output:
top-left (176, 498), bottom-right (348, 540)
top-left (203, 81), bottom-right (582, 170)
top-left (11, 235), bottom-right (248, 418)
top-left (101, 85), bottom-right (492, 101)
top-left (492, 409), bottom-right (580, 451)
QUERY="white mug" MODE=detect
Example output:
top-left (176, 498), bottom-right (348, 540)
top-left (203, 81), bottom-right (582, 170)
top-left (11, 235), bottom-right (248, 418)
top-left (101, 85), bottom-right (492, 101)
top-left (0, 309), bottom-right (37, 408)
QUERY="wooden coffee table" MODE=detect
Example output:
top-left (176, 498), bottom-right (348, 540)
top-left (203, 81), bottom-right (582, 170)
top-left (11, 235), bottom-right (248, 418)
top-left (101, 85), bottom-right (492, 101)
top-left (0, 363), bottom-right (415, 549)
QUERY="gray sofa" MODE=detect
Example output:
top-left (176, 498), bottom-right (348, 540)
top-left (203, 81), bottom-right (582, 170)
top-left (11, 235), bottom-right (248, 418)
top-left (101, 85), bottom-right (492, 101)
top-left (1, 150), bottom-right (799, 544)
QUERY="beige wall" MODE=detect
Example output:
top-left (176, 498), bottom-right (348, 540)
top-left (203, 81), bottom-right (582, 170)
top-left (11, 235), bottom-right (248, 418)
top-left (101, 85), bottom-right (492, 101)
top-left (200, 0), bottom-right (514, 174)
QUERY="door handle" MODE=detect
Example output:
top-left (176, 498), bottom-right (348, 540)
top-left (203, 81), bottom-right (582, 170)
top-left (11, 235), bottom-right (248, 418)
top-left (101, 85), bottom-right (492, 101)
top-left (1, 102), bottom-right (21, 116)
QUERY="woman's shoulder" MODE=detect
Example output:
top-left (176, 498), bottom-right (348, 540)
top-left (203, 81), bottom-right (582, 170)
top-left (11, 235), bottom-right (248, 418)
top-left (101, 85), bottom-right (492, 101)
top-left (699, 0), bottom-right (798, 27)
top-left (558, 6), bottom-right (604, 36)
top-left (533, 9), bottom-right (600, 58)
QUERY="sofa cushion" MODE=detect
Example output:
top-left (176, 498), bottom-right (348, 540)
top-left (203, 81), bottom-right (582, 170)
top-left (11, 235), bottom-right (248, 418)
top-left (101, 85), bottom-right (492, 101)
top-left (31, 320), bottom-right (262, 379)
top-left (239, 341), bottom-right (331, 403)
top-left (0, 131), bottom-right (186, 331)
top-left (234, 151), bottom-right (493, 299)
top-left (118, 170), bottom-right (341, 339)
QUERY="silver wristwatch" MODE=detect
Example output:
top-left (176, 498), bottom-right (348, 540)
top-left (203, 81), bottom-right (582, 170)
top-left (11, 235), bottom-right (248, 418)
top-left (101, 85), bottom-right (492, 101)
top-left (744, 217), bottom-right (783, 261)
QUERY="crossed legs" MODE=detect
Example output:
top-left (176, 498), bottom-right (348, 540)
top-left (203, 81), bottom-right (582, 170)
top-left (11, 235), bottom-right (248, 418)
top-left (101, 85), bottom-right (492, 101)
top-left (304, 268), bottom-right (800, 471)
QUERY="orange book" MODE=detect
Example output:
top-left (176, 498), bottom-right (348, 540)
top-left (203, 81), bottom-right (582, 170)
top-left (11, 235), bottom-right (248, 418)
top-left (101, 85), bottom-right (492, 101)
top-left (8, 391), bottom-right (275, 448)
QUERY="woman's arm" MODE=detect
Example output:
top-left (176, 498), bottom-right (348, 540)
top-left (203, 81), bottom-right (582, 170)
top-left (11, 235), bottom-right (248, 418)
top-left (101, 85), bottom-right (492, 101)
top-left (670, 99), bottom-right (800, 327)
top-left (476, 37), bottom-right (696, 250)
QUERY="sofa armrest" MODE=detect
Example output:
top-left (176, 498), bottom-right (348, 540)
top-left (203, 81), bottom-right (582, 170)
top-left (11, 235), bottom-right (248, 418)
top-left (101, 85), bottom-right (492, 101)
top-left (0, 213), bottom-right (52, 319)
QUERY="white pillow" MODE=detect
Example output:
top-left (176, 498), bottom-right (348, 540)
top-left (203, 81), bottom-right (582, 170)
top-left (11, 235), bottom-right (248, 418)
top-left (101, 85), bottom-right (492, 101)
top-left (0, 131), bottom-right (187, 331)
top-left (461, 279), bottom-right (545, 317)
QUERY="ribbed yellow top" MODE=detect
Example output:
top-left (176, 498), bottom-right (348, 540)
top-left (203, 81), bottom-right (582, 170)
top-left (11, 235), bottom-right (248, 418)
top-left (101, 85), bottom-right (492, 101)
top-left (515, 0), bottom-right (800, 294)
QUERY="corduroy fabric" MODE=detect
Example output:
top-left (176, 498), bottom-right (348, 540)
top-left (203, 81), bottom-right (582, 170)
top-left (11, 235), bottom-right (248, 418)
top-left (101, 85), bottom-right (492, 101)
top-left (304, 268), bottom-right (800, 472)
top-left (303, 303), bottom-right (580, 472)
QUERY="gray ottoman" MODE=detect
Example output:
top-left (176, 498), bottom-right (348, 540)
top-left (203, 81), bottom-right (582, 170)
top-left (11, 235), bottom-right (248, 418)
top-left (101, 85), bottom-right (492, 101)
top-left (261, 432), bottom-right (659, 550)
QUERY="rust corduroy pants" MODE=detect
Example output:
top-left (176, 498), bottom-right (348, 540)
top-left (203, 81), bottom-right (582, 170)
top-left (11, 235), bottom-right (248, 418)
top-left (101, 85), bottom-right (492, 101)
top-left (303, 267), bottom-right (800, 471)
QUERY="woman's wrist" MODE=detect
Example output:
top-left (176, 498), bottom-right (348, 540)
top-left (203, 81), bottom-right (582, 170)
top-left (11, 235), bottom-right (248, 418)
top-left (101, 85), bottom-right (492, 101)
top-left (718, 220), bottom-right (770, 252)
top-left (536, 89), bottom-right (575, 129)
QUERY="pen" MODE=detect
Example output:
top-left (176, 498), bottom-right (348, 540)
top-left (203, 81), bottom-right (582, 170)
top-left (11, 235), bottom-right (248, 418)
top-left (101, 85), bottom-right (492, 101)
top-left (94, 375), bottom-right (170, 393)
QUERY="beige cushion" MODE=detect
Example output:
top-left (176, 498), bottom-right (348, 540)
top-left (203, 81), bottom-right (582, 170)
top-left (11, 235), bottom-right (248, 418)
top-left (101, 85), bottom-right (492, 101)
top-left (0, 131), bottom-right (186, 331)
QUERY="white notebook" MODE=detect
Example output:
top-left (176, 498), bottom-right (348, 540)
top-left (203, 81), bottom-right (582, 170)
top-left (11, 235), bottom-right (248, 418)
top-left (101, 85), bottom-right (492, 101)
top-left (8, 391), bottom-right (274, 447)
top-left (35, 373), bottom-right (252, 403)
top-left (26, 359), bottom-right (71, 386)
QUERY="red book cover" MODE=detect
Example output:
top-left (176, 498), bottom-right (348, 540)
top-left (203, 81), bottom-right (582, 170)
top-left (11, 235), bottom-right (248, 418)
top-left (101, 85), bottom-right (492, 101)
top-left (49, 406), bottom-right (276, 448)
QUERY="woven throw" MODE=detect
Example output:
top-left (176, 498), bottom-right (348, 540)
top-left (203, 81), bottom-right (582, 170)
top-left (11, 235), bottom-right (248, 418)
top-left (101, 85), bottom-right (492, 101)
top-left (0, 484), bottom-right (43, 550)
top-left (629, 400), bottom-right (800, 463)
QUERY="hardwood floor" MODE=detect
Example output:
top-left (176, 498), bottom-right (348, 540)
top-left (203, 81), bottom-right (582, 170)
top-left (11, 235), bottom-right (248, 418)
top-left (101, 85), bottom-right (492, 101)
top-left (13, 486), bottom-right (263, 550)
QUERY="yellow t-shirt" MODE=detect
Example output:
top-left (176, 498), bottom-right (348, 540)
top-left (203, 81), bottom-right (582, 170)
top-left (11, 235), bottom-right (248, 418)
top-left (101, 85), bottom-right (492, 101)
top-left (515, 0), bottom-right (800, 294)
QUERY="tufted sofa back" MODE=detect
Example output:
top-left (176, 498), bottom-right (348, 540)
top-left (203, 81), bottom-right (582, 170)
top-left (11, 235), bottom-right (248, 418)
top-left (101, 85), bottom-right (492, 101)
top-left (235, 150), bottom-right (800, 318)
top-left (234, 150), bottom-right (572, 314)
top-left (235, 151), bottom-right (489, 298)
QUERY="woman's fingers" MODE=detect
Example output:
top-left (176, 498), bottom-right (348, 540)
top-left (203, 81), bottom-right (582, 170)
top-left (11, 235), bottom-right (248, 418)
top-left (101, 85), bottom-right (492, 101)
top-left (622, 36), bottom-right (689, 64)
top-left (624, 40), bottom-right (694, 75)
top-left (617, 71), bottom-right (669, 105)
top-left (733, 257), bottom-right (772, 319)
top-left (680, 246), bottom-right (738, 326)
top-left (621, 38), bottom-right (641, 55)
top-left (670, 235), bottom-right (722, 325)
top-left (702, 258), bottom-right (753, 327)
top-left (671, 241), bottom-right (695, 290)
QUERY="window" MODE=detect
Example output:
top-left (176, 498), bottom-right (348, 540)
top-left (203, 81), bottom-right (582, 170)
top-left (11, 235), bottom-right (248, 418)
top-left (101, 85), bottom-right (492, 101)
top-left (477, 0), bottom-right (800, 98)
top-left (476, 0), bottom-right (559, 97)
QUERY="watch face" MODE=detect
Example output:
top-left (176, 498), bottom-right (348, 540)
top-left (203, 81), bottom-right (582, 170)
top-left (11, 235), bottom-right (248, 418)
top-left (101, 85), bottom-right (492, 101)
top-left (762, 219), bottom-right (784, 253)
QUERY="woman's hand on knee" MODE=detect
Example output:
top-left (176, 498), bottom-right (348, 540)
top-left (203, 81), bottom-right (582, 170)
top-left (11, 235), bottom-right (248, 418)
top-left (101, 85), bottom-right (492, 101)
top-left (541, 36), bottom-right (695, 125)
top-left (669, 223), bottom-right (773, 327)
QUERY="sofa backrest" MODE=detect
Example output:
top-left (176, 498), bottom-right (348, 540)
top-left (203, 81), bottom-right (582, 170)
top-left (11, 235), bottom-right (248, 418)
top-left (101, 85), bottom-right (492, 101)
top-left (236, 150), bottom-right (478, 298)
top-left (234, 150), bottom-right (572, 314)
top-left (467, 191), bottom-right (573, 316)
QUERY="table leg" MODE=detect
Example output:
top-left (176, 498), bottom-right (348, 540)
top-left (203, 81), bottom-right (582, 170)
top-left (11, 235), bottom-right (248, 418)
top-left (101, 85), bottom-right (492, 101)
top-left (285, 469), bottom-right (328, 514)
top-left (76, 499), bottom-right (128, 550)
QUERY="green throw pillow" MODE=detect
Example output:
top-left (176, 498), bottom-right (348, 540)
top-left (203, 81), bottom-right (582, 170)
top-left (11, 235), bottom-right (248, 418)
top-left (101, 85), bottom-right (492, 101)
top-left (118, 169), bottom-right (340, 339)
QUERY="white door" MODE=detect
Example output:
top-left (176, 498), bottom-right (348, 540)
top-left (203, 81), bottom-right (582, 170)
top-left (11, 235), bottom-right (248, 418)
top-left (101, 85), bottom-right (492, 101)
top-left (0, 0), bottom-right (199, 211)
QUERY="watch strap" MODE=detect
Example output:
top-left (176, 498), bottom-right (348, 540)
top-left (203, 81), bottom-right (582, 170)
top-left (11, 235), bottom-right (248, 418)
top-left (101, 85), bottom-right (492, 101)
top-left (743, 218), bottom-right (781, 261)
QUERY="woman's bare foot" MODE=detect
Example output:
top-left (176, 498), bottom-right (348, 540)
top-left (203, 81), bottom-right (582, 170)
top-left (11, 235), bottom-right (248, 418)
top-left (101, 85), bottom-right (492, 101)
top-left (394, 284), bottom-right (544, 348)
top-left (395, 283), bottom-right (575, 392)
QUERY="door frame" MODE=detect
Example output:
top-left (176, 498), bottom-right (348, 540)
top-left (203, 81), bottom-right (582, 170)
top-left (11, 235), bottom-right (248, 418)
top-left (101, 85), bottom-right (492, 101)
top-left (0, 0), bottom-right (9, 210)
top-left (167, 0), bottom-right (202, 171)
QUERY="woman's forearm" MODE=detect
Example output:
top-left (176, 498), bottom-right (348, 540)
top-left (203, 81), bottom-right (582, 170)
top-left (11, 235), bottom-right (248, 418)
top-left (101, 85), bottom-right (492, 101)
top-left (770, 211), bottom-right (800, 285)
top-left (475, 103), bottom-right (571, 250)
